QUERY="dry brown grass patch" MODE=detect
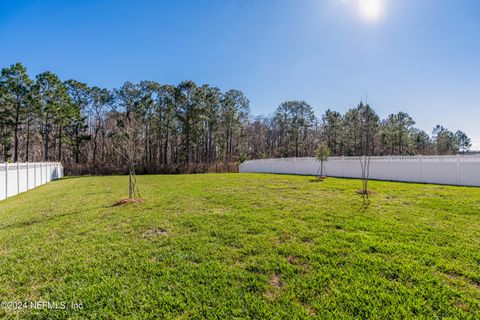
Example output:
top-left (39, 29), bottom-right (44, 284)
top-left (265, 273), bottom-right (283, 300)
top-left (143, 227), bottom-right (168, 238)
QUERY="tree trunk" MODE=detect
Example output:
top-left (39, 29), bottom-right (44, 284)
top-left (144, 123), bottom-right (148, 164)
top-left (295, 135), bottom-right (299, 157)
top-left (58, 125), bottom-right (63, 161)
top-left (208, 123), bottom-right (213, 163)
top-left (185, 125), bottom-right (190, 164)
top-left (128, 164), bottom-right (133, 199)
top-left (26, 117), bottom-right (31, 162)
top-left (3, 141), bottom-right (8, 162)
top-left (44, 114), bottom-right (50, 161)
top-left (13, 103), bottom-right (20, 163)
top-left (74, 123), bottom-right (80, 164)
top-left (92, 126), bottom-right (100, 164)
top-left (164, 130), bottom-right (169, 166)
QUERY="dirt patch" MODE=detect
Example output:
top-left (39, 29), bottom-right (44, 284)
top-left (301, 237), bottom-right (314, 244)
top-left (113, 198), bottom-right (144, 206)
top-left (287, 256), bottom-right (310, 274)
top-left (446, 272), bottom-right (460, 281)
top-left (304, 304), bottom-right (317, 316)
top-left (441, 271), bottom-right (480, 290)
top-left (276, 233), bottom-right (294, 245)
top-left (266, 273), bottom-right (283, 300)
top-left (455, 300), bottom-right (471, 312)
top-left (143, 227), bottom-right (168, 238)
top-left (211, 208), bottom-right (228, 215)
top-left (287, 256), bottom-right (299, 264)
top-left (270, 274), bottom-right (282, 287)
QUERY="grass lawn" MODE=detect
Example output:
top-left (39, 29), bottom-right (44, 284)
top-left (0, 173), bottom-right (479, 319)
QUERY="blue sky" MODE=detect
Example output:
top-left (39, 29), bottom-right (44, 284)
top-left (1, 0), bottom-right (479, 148)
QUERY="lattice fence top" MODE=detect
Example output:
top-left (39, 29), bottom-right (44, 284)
top-left (245, 155), bottom-right (480, 163)
top-left (0, 162), bottom-right (62, 166)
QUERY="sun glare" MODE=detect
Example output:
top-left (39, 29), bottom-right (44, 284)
top-left (358, 0), bottom-right (383, 22)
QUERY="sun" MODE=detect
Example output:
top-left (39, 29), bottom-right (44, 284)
top-left (358, 0), bottom-right (383, 22)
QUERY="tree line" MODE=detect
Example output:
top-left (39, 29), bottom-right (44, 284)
top-left (249, 102), bottom-right (472, 158)
top-left (0, 63), bottom-right (473, 172)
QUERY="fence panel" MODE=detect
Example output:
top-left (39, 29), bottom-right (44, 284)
top-left (27, 164), bottom-right (35, 190)
top-left (46, 163), bottom-right (51, 182)
top-left (421, 157), bottom-right (457, 185)
top-left (7, 164), bottom-right (18, 197)
top-left (0, 165), bottom-right (6, 201)
top-left (369, 157), bottom-right (391, 181)
top-left (342, 158), bottom-right (362, 178)
top-left (42, 163), bottom-right (48, 183)
top-left (36, 164), bottom-right (43, 187)
top-left (18, 163), bottom-right (28, 193)
top-left (240, 156), bottom-right (480, 187)
top-left (460, 160), bottom-right (480, 186)
top-left (389, 157), bottom-right (421, 182)
top-left (0, 162), bottom-right (64, 202)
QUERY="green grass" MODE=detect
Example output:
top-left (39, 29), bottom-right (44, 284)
top-left (0, 173), bottom-right (479, 319)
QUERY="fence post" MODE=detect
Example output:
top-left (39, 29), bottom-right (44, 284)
top-left (4, 163), bottom-right (7, 199)
top-left (16, 162), bottom-right (19, 195)
top-left (342, 156), bottom-right (345, 178)
top-left (419, 156), bottom-right (423, 183)
top-left (34, 162), bottom-right (36, 187)
top-left (389, 156), bottom-right (392, 181)
top-left (456, 155), bottom-right (461, 186)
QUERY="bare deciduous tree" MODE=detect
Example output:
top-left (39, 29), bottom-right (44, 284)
top-left (359, 155), bottom-right (371, 195)
top-left (110, 111), bottom-right (142, 200)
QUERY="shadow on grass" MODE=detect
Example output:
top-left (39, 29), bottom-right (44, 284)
top-left (359, 194), bottom-right (371, 211)
top-left (50, 176), bottom-right (87, 181)
top-left (309, 178), bottom-right (326, 183)
top-left (0, 204), bottom-right (108, 231)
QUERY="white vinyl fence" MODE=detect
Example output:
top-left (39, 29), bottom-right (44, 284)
top-left (240, 156), bottom-right (480, 187)
top-left (0, 162), bottom-right (64, 201)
